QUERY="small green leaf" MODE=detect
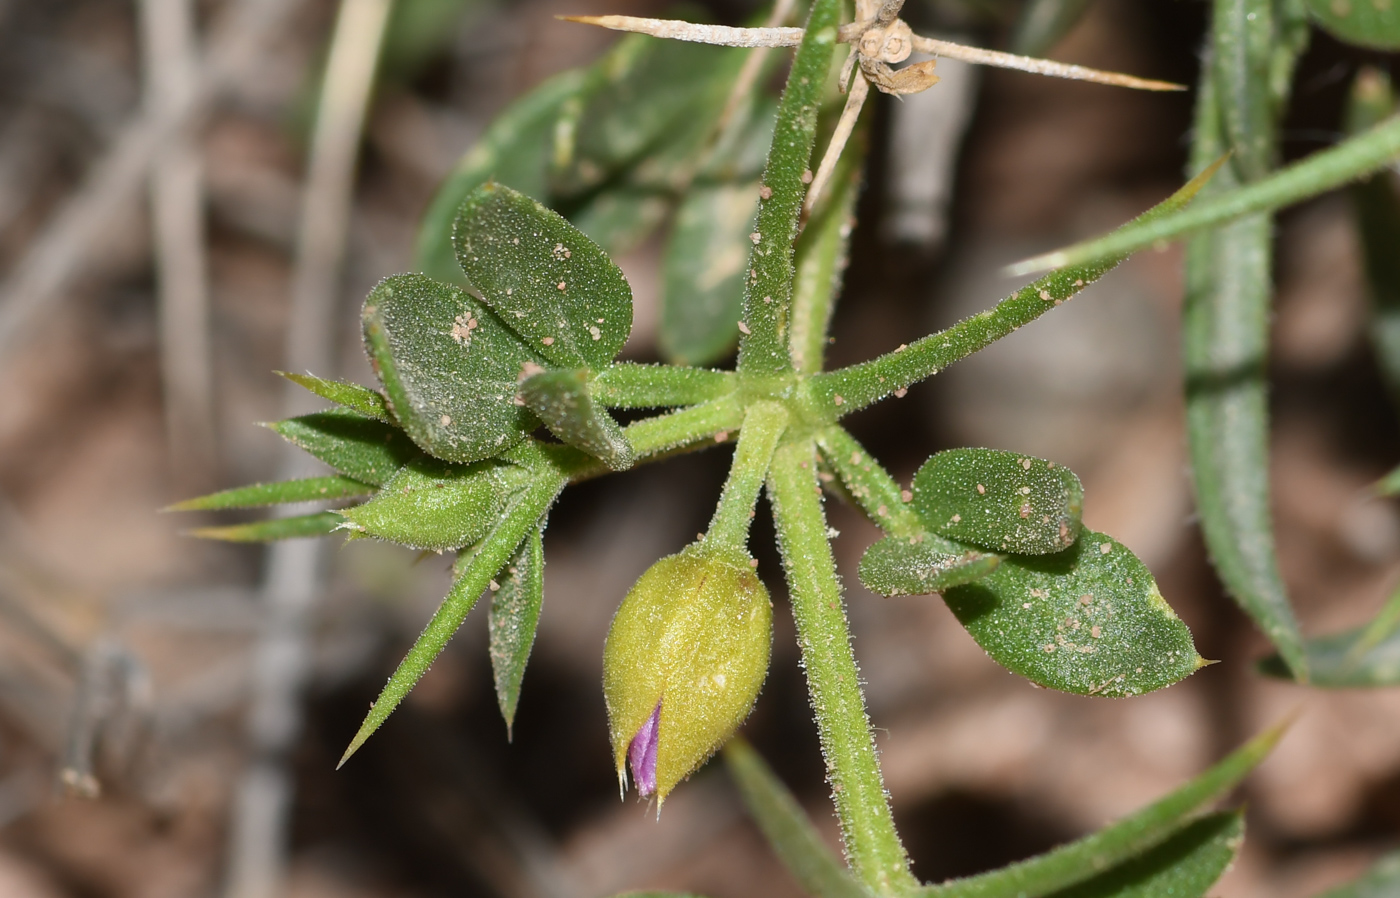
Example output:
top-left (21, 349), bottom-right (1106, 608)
top-left (518, 368), bottom-right (634, 470)
top-left (913, 449), bottom-right (1084, 555)
top-left (338, 457), bottom-right (520, 551)
top-left (415, 70), bottom-right (584, 286)
top-left (278, 371), bottom-right (392, 422)
top-left (1316, 851), bottom-right (1400, 898)
top-left (189, 512), bottom-right (343, 543)
top-left (453, 183), bottom-right (633, 369)
top-left (340, 470), bottom-right (564, 765)
top-left (859, 535), bottom-right (1001, 597)
top-left (942, 531), bottom-right (1203, 696)
top-left (724, 738), bottom-right (872, 898)
top-left (1306, 0), bottom-right (1400, 49)
top-left (570, 187), bottom-right (670, 255)
top-left (169, 476), bottom-right (374, 511)
top-left (1045, 811), bottom-right (1242, 898)
top-left (489, 524), bottom-right (544, 736)
top-left (268, 409), bottom-right (419, 487)
top-left (918, 723), bottom-right (1286, 898)
top-left (363, 273), bottom-right (543, 463)
top-left (660, 180), bottom-right (761, 365)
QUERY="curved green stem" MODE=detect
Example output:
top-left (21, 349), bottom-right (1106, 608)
top-left (705, 401), bottom-right (789, 554)
top-left (815, 427), bottom-right (921, 540)
top-left (768, 439), bottom-right (917, 897)
top-left (592, 362), bottom-right (738, 408)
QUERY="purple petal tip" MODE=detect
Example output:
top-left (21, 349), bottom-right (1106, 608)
top-left (628, 701), bottom-right (661, 797)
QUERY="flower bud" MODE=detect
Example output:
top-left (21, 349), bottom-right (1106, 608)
top-left (603, 546), bottom-right (773, 804)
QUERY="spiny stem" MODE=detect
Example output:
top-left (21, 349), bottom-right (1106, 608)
top-left (769, 439), bottom-right (917, 897)
top-left (704, 401), bottom-right (789, 554)
top-left (909, 35), bottom-right (1183, 92)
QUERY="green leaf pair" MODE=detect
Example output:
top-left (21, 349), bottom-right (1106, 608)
top-left (859, 448), bottom-right (1202, 698)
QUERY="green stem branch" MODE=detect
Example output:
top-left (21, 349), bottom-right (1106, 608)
top-left (769, 439), bottom-right (916, 897)
top-left (705, 401), bottom-right (788, 554)
top-left (592, 362), bottom-right (737, 408)
top-left (815, 427), bottom-right (922, 539)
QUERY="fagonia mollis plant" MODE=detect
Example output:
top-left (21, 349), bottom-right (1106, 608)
top-left (174, 1), bottom-right (1400, 895)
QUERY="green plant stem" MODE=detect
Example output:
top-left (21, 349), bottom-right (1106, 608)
top-left (724, 738), bottom-right (872, 898)
top-left (814, 157), bottom-right (1225, 415)
top-left (1010, 113), bottom-right (1400, 275)
top-left (790, 128), bottom-right (862, 376)
top-left (592, 362), bottom-right (737, 408)
top-left (338, 467), bottom-right (565, 765)
top-left (737, 0), bottom-right (841, 376)
top-left (919, 722), bottom-right (1287, 897)
top-left (814, 427), bottom-right (921, 539)
top-left (705, 401), bottom-right (789, 554)
top-left (768, 439), bottom-right (917, 897)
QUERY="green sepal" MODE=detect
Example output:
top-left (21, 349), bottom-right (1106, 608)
top-left (337, 457), bottom-right (522, 551)
top-left (414, 70), bottom-right (584, 286)
top-left (1045, 811), bottom-right (1242, 898)
top-left (489, 523), bottom-right (544, 736)
top-left (518, 368), bottom-right (634, 471)
top-left (859, 534), bottom-right (1001, 597)
top-left (453, 183), bottom-right (632, 369)
top-left (660, 180), bottom-right (761, 365)
top-left (168, 476), bottom-right (374, 511)
top-left (339, 468), bottom-right (565, 766)
top-left (362, 273), bottom-right (543, 464)
top-left (1316, 852), bottom-right (1400, 898)
top-left (1305, 0), bottom-right (1400, 49)
top-left (267, 409), bottom-right (419, 487)
top-left (912, 449), bottom-right (1084, 555)
top-left (188, 512), bottom-right (343, 543)
top-left (942, 530), bottom-right (1204, 696)
top-left (277, 371), bottom-right (392, 422)
top-left (917, 723), bottom-right (1286, 898)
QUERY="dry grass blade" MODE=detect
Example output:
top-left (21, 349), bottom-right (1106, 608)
top-left (558, 15), bottom-right (805, 48)
top-left (804, 75), bottom-right (869, 219)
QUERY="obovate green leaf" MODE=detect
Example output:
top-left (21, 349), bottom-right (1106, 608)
top-left (859, 535), bottom-right (1000, 597)
top-left (661, 181), bottom-right (761, 365)
top-left (489, 523), bottom-right (543, 736)
top-left (169, 476), bottom-right (373, 511)
top-left (338, 457), bottom-right (521, 551)
top-left (942, 531), bottom-right (1203, 696)
top-left (189, 512), bottom-right (344, 543)
top-left (1045, 811), bottom-right (1242, 898)
top-left (268, 409), bottom-right (419, 487)
top-left (415, 70), bottom-right (583, 286)
top-left (518, 368), bottom-right (634, 470)
top-left (1305, 0), bottom-right (1400, 49)
top-left (724, 738), bottom-right (872, 898)
top-left (1316, 852), bottom-right (1400, 898)
top-left (913, 449), bottom-right (1084, 555)
top-left (918, 723), bottom-right (1286, 898)
top-left (453, 183), bottom-right (633, 370)
top-left (363, 273), bottom-right (542, 464)
top-left (278, 371), bottom-right (392, 422)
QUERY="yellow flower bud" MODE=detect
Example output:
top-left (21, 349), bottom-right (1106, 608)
top-left (603, 546), bottom-right (773, 804)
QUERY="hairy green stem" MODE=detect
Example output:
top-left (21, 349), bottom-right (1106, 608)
top-left (813, 156), bottom-right (1225, 415)
top-left (592, 362), bottom-right (737, 408)
top-left (705, 401), bottom-right (789, 554)
top-left (815, 427), bottom-right (921, 539)
top-left (769, 439), bottom-right (916, 897)
top-left (790, 131), bottom-right (862, 376)
top-left (737, 0), bottom-right (841, 376)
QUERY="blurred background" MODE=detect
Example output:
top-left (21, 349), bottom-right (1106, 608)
top-left (0, 1), bottom-right (1396, 896)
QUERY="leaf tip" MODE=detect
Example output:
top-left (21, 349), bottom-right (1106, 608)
top-left (1194, 655), bottom-right (1218, 671)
